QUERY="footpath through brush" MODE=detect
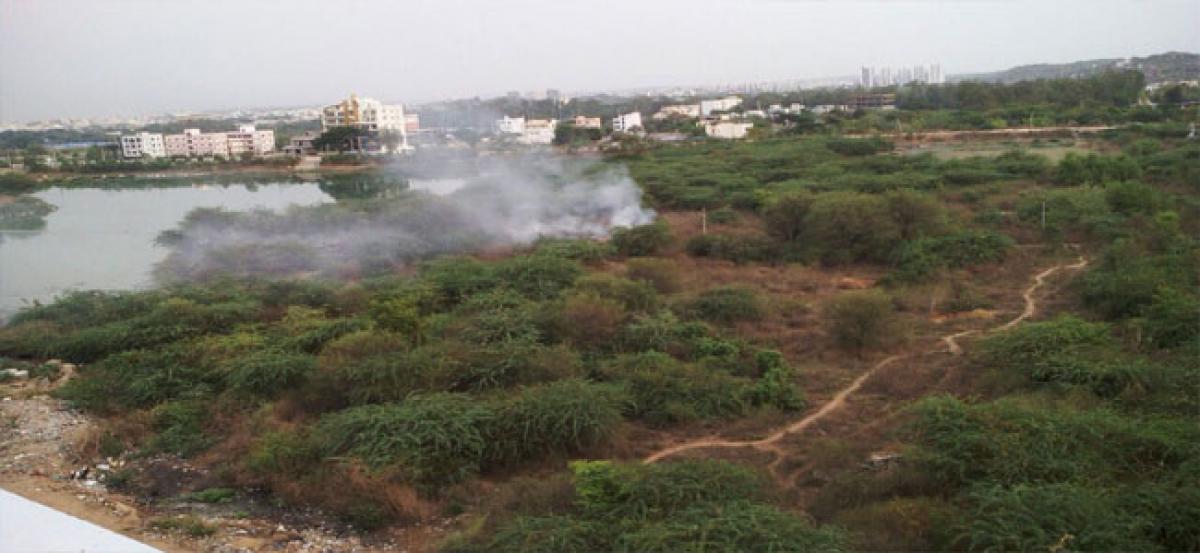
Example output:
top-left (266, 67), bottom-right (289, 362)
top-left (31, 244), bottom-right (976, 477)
top-left (643, 255), bottom-right (1090, 479)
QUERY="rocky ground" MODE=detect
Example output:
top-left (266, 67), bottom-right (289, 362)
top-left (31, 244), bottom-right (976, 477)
top-left (0, 361), bottom-right (450, 552)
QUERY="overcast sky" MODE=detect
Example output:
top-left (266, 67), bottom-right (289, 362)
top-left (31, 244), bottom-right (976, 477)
top-left (2, 0), bottom-right (1198, 123)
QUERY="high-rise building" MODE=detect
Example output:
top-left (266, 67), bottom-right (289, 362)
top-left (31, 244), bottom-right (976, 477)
top-left (120, 132), bottom-right (166, 158)
top-left (860, 63), bottom-right (945, 87)
top-left (320, 94), bottom-right (409, 151)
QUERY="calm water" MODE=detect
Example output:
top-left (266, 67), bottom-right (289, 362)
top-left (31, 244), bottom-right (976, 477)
top-left (0, 183), bottom-right (334, 320)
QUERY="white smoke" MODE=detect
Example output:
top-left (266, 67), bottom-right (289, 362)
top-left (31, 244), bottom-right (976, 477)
top-left (156, 152), bottom-right (655, 281)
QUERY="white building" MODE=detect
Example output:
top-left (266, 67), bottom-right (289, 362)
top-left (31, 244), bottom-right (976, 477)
top-left (573, 115), bottom-right (603, 129)
top-left (860, 64), bottom-right (944, 87)
top-left (612, 112), bottom-right (643, 133)
top-left (496, 116), bottom-right (525, 134)
top-left (652, 104), bottom-right (701, 120)
top-left (164, 129), bottom-right (228, 157)
top-left (120, 132), bottom-right (166, 158)
top-left (519, 119), bottom-right (557, 145)
top-left (704, 121), bottom-right (754, 139)
top-left (226, 125), bottom-right (275, 157)
top-left (699, 96), bottom-right (743, 116)
top-left (321, 93), bottom-right (409, 151)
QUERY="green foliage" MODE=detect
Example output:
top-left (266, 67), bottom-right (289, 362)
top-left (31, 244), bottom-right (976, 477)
top-left (611, 222), bottom-right (672, 257)
top-left (184, 487), bottom-right (236, 503)
top-left (531, 238), bottom-right (613, 263)
top-left (473, 460), bottom-right (846, 553)
top-left (1138, 287), bottom-right (1200, 349)
top-left (624, 257), bottom-right (681, 294)
top-left (603, 352), bottom-right (752, 425)
top-left (750, 350), bottom-right (805, 411)
top-left (148, 401), bottom-right (213, 457)
top-left (1055, 152), bottom-right (1142, 185)
top-left (485, 380), bottom-right (627, 465)
top-left (149, 515), bottom-right (217, 538)
top-left (687, 286), bottom-right (762, 324)
top-left (494, 255), bottom-right (583, 300)
top-left (685, 233), bottom-right (782, 264)
top-left (0, 196), bottom-right (56, 230)
top-left (909, 395), bottom-right (1199, 488)
top-left (825, 137), bottom-right (894, 156)
top-left (825, 290), bottom-right (899, 354)
top-left (312, 393), bottom-right (492, 490)
top-left (226, 350), bottom-right (317, 397)
top-left (957, 483), bottom-right (1160, 552)
top-left (889, 230), bottom-right (1014, 283)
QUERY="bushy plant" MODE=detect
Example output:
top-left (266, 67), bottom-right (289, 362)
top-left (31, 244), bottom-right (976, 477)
top-left (825, 290), bottom-right (899, 354)
top-left (485, 380), bottom-right (627, 465)
top-left (610, 222), bottom-right (672, 257)
top-left (624, 257), bottom-right (681, 294)
top-left (687, 286), bottom-right (763, 324)
top-left (311, 393), bottom-right (493, 490)
top-left (226, 350), bottom-right (317, 397)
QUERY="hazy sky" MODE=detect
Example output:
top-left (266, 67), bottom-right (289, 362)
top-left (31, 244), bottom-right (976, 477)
top-left (2, 0), bottom-right (1198, 123)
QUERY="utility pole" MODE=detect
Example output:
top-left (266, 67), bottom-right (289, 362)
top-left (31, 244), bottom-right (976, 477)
top-left (701, 207), bottom-right (708, 235)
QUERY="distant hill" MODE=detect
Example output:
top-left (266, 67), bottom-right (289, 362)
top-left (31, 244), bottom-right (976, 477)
top-left (953, 51), bottom-right (1200, 84)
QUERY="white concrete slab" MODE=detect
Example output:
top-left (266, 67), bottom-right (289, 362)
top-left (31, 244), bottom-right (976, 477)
top-left (0, 488), bottom-right (161, 552)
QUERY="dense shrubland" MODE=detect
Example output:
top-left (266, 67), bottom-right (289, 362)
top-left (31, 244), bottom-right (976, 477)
top-left (3, 75), bottom-right (1198, 549)
top-left (0, 242), bottom-right (810, 527)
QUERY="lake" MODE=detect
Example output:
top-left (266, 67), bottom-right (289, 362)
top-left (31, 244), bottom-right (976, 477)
top-left (0, 181), bottom-right (335, 321)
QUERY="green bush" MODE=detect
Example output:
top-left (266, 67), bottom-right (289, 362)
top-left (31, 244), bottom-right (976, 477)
top-left (148, 401), bottom-right (213, 457)
top-left (485, 380), bottom-right (627, 465)
top-left (624, 257), bottom-right (681, 294)
top-left (1138, 287), bottom-right (1200, 349)
top-left (958, 483), bottom-right (1159, 552)
top-left (604, 352), bottom-right (752, 425)
top-left (611, 222), bottom-right (672, 257)
top-left (825, 290), bottom-right (899, 354)
top-left (684, 233), bottom-right (782, 264)
top-left (826, 137), bottom-right (893, 156)
top-left (687, 286), bottom-right (763, 324)
top-left (226, 350), bottom-right (317, 397)
top-left (312, 393), bottom-right (493, 490)
top-left (909, 395), bottom-right (1200, 488)
top-left (495, 255), bottom-right (583, 300)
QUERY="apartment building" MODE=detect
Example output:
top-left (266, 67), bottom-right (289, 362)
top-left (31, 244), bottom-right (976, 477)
top-left (699, 96), bottom-right (743, 116)
top-left (572, 115), bottom-right (603, 129)
top-left (321, 93), bottom-right (409, 151)
top-left (612, 112), bottom-right (643, 133)
top-left (164, 129), bottom-right (227, 157)
top-left (226, 125), bottom-right (276, 156)
top-left (704, 121), bottom-right (754, 139)
top-left (496, 116), bottom-right (526, 134)
top-left (120, 132), bottom-right (166, 158)
top-left (519, 119), bottom-right (557, 144)
top-left (652, 104), bottom-right (701, 120)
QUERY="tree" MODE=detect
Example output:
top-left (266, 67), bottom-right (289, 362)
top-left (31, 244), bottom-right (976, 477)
top-left (825, 290), bottom-right (899, 355)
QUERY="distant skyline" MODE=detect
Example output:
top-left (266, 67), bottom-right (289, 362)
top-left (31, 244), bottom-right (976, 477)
top-left (2, 0), bottom-right (1198, 124)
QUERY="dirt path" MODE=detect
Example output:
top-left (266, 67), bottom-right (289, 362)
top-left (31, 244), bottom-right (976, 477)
top-left (643, 255), bottom-right (1089, 472)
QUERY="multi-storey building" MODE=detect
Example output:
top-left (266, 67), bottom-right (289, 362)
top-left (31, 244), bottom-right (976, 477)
top-left (652, 104), bottom-right (701, 120)
top-left (860, 64), bottom-right (945, 87)
top-left (704, 121), bottom-right (754, 139)
top-left (120, 132), bottom-right (166, 158)
top-left (699, 96), bottom-right (743, 116)
top-left (321, 93), bottom-right (409, 152)
top-left (519, 119), bottom-right (557, 144)
top-left (496, 116), bottom-right (525, 134)
top-left (612, 112), bottom-right (643, 133)
top-left (226, 125), bottom-right (275, 157)
top-left (572, 115), bottom-right (603, 129)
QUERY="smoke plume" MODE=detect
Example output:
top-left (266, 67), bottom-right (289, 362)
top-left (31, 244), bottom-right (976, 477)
top-left (155, 153), bottom-right (654, 282)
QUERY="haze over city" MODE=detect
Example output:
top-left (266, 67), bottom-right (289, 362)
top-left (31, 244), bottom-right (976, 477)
top-left (2, 0), bottom-right (1199, 123)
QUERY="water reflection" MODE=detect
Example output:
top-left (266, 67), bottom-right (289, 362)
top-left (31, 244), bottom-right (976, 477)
top-left (0, 182), bottom-right (333, 320)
